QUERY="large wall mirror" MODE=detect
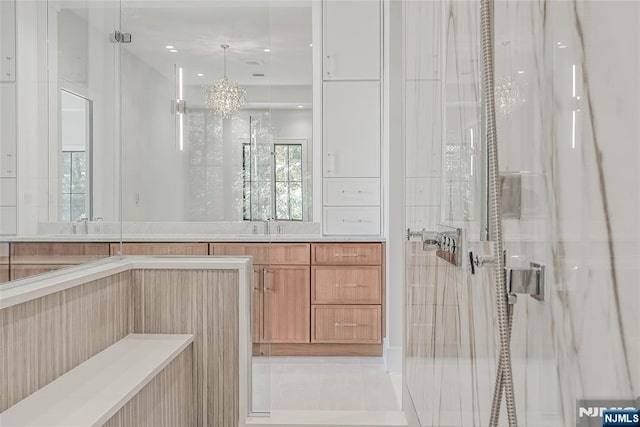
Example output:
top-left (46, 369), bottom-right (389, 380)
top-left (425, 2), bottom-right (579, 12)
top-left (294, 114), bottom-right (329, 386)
top-left (46, 0), bottom-right (314, 228)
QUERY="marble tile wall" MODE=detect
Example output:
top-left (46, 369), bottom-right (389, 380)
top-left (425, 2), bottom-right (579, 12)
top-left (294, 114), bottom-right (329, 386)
top-left (403, 1), bottom-right (639, 426)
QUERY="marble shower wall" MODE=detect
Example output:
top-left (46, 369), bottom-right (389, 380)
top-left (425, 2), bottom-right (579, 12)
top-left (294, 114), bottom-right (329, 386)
top-left (404, 1), bottom-right (639, 426)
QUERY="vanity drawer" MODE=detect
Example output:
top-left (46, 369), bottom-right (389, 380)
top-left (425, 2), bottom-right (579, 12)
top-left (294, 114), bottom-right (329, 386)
top-left (312, 243), bottom-right (381, 265)
top-left (324, 178), bottom-right (380, 206)
top-left (312, 266), bottom-right (381, 304)
top-left (112, 242), bottom-right (208, 256)
top-left (323, 207), bottom-right (380, 235)
top-left (209, 243), bottom-right (310, 265)
top-left (10, 242), bottom-right (110, 265)
top-left (312, 305), bottom-right (381, 343)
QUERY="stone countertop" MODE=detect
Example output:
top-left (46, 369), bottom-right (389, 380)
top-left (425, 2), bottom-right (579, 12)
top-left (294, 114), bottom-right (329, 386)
top-left (0, 234), bottom-right (386, 243)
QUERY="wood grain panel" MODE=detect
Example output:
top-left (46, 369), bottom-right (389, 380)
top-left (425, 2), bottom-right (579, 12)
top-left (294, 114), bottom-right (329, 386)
top-left (0, 265), bottom-right (9, 283)
top-left (10, 242), bottom-right (110, 264)
top-left (0, 272), bottom-right (131, 411)
top-left (111, 242), bottom-right (208, 256)
top-left (311, 243), bottom-right (382, 265)
top-left (10, 264), bottom-right (74, 280)
top-left (0, 242), bottom-right (8, 264)
top-left (103, 346), bottom-right (195, 427)
top-left (132, 269), bottom-right (239, 427)
top-left (262, 266), bottom-right (310, 343)
top-left (252, 266), bottom-right (263, 344)
top-left (311, 266), bottom-right (381, 304)
top-left (311, 305), bottom-right (381, 344)
top-left (205, 270), bottom-right (239, 427)
top-left (209, 243), bottom-right (309, 265)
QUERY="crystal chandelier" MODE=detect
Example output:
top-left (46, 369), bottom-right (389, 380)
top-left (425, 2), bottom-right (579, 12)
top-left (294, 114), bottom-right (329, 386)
top-left (204, 44), bottom-right (247, 119)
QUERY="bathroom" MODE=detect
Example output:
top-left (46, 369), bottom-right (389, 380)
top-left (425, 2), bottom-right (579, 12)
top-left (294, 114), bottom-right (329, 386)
top-left (0, 1), bottom-right (638, 426)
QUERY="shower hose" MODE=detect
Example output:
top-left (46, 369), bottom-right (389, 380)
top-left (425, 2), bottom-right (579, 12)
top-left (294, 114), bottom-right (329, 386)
top-left (479, 0), bottom-right (518, 426)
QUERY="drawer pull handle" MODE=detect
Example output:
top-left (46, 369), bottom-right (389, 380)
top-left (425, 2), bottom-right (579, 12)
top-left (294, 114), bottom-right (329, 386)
top-left (341, 219), bottom-right (366, 223)
top-left (335, 322), bottom-right (360, 327)
top-left (335, 283), bottom-right (359, 288)
top-left (334, 253), bottom-right (363, 257)
top-left (340, 189), bottom-right (364, 194)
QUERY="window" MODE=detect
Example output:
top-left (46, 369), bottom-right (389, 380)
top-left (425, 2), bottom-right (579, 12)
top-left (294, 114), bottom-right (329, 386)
top-left (243, 142), bottom-right (303, 221)
top-left (60, 90), bottom-right (92, 221)
top-left (61, 151), bottom-right (87, 221)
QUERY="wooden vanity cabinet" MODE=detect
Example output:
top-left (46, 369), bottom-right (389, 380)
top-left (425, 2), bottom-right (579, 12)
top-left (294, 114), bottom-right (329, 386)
top-left (211, 243), bottom-right (312, 347)
top-left (9, 242), bottom-right (110, 281)
top-left (110, 242), bottom-right (208, 256)
top-left (311, 243), bottom-right (384, 346)
top-left (0, 242), bottom-right (8, 283)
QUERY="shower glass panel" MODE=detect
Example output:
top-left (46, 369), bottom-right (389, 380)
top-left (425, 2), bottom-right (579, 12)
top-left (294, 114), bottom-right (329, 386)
top-left (119, 1), bottom-right (274, 416)
top-left (404, 1), bottom-right (639, 426)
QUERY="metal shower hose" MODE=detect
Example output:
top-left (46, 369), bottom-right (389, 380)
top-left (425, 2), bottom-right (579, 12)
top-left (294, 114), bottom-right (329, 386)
top-left (479, 0), bottom-right (518, 425)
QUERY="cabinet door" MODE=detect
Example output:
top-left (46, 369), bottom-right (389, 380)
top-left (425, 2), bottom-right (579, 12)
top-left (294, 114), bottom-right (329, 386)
top-left (323, 81), bottom-right (380, 178)
top-left (262, 265), bottom-right (310, 343)
top-left (253, 266), bottom-right (263, 344)
top-left (323, 0), bottom-right (380, 80)
top-left (0, 85), bottom-right (17, 177)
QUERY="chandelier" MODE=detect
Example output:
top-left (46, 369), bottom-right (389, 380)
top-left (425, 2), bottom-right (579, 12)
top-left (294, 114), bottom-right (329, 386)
top-left (204, 44), bottom-right (247, 119)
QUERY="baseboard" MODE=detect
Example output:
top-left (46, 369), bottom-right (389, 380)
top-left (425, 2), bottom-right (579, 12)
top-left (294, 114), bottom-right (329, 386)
top-left (383, 339), bottom-right (402, 373)
top-left (253, 343), bottom-right (383, 357)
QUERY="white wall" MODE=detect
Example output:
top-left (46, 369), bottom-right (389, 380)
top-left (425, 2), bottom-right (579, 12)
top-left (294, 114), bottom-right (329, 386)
top-left (120, 47), bottom-right (188, 222)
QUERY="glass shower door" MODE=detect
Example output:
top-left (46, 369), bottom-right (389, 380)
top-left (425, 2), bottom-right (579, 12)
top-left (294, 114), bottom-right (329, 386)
top-left (118, 1), bottom-right (275, 418)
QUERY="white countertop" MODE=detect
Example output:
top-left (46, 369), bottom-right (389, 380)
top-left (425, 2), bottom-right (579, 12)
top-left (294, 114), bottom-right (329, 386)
top-left (0, 256), bottom-right (253, 309)
top-left (1, 234), bottom-right (386, 243)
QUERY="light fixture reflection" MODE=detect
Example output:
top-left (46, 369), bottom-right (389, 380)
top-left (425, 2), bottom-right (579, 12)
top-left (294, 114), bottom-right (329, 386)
top-left (204, 44), bottom-right (247, 119)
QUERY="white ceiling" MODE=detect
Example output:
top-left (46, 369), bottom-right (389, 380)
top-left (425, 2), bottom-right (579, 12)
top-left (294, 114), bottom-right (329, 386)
top-left (120, 1), bottom-right (313, 87)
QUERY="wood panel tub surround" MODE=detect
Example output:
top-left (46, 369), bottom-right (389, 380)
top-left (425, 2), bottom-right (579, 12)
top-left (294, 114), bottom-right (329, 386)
top-left (1, 258), bottom-right (250, 427)
top-left (132, 269), bottom-right (239, 427)
top-left (0, 271), bottom-right (132, 412)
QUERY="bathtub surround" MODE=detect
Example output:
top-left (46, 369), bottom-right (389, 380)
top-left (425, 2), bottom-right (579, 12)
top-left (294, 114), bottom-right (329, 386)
top-left (403, 1), bottom-right (639, 426)
top-left (0, 257), bottom-right (252, 426)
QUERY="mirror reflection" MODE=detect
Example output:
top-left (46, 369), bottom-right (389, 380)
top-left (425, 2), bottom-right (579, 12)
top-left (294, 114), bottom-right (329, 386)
top-left (50, 1), bottom-right (314, 225)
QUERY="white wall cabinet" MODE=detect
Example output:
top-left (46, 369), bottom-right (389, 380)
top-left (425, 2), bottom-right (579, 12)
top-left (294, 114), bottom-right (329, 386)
top-left (320, 0), bottom-right (382, 236)
top-left (0, 0), bottom-right (16, 82)
top-left (323, 0), bottom-right (380, 81)
top-left (323, 81), bottom-right (380, 178)
top-left (323, 207), bottom-right (380, 235)
top-left (0, 84), bottom-right (16, 178)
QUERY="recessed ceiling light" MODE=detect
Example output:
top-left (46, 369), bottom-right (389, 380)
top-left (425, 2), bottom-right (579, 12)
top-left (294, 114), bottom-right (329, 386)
top-left (263, 48), bottom-right (271, 52)
top-left (558, 45), bottom-right (567, 49)
top-left (166, 45), bottom-right (174, 49)
top-left (517, 70), bottom-right (525, 74)
top-left (197, 73), bottom-right (204, 77)
top-left (309, 43), bottom-right (313, 47)
top-left (169, 49), bottom-right (178, 53)
top-left (297, 105), bottom-right (304, 109)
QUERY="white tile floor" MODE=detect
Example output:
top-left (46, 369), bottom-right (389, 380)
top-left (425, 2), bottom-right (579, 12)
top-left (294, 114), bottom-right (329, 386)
top-left (252, 357), bottom-right (402, 413)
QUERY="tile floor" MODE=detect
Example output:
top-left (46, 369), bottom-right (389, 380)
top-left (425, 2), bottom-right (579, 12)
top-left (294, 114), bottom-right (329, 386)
top-left (252, 356), bottom-right (402, 413)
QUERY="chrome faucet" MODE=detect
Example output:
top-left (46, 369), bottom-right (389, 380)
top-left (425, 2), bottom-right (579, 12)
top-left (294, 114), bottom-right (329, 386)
top-left (263, 218), bottom-right (271, 235)
top-left (76, 217), bottom-right (88, 235)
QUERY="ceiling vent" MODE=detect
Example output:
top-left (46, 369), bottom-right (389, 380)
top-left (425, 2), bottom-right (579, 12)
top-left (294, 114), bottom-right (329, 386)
top-left (244, 59), bottom-right (263, 66)
top-left (252, 73), bottom-right (265, 77)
